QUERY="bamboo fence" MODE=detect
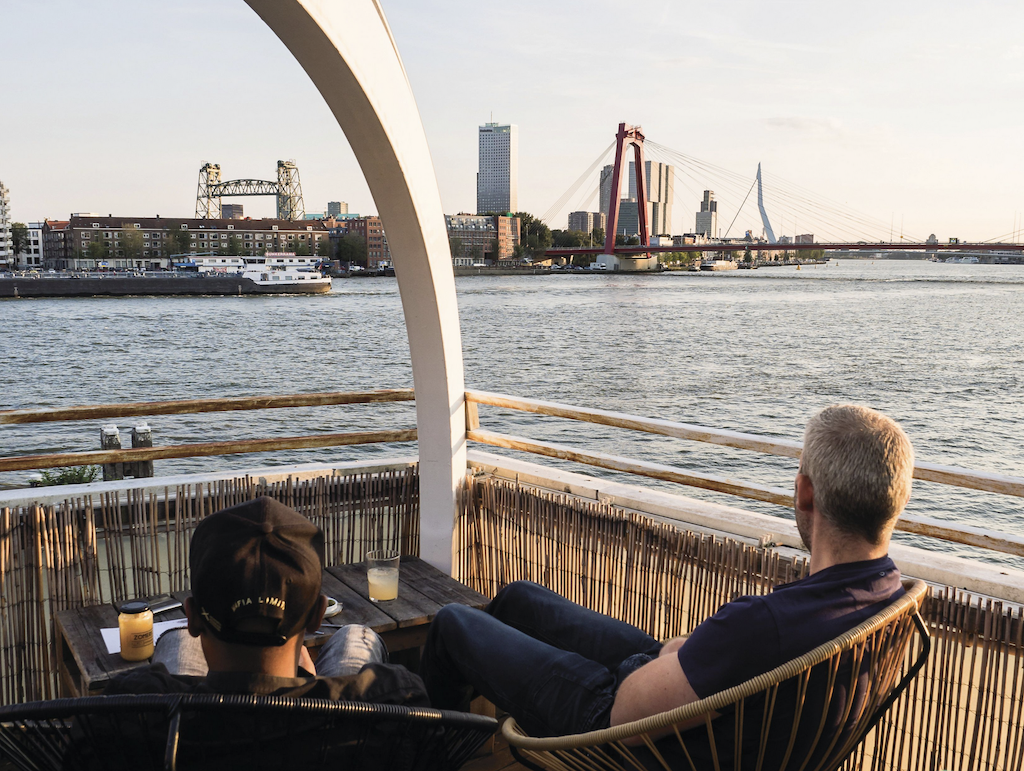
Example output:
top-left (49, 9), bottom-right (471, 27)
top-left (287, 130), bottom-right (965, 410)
top-left (0, 467), bottom-right (419, 705)
top-left (2, 466), bottom-right (1023, 770)
top-left (455, 474), bottom-right (1024, 771)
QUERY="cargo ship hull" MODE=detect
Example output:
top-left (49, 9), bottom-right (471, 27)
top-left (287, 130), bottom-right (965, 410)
top-left (0, 275), bottom-right (332, 298)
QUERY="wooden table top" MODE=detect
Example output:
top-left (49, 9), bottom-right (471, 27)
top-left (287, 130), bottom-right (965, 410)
top-left (55, 555), bottom-right (489, 697)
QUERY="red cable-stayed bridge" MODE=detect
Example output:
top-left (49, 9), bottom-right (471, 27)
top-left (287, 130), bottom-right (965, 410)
top-left (539, 123), bottom-right (1024, 265)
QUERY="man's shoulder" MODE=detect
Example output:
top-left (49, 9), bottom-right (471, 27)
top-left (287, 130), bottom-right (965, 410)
top-left (104, 663), bottom-right (203, 696)
top-left (271, 663), bottom-right (430, 707)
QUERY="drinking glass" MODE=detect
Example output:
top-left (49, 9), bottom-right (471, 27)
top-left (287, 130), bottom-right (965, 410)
top-left (366, 550), bottom-right (400, 602)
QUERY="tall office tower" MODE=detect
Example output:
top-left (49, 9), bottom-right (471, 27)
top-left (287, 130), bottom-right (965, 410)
top-left (327, 201), bottom-right (348, 217)
top-left (629, 161), bottom-right (674, 236)
top-left (599, 165), bottom-right (615, 218)
top-left (477, 123), bottom-right (518, 214)
top-left (221, 204), bottom-right (245, 219)
top-left (0, 181), bottom-right (11, 268)
top-left (695, 190), bottom-right (718, 237)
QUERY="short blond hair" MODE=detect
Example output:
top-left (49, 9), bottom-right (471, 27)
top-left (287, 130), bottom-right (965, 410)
top-left (801, 405), bottom-right (914, 545)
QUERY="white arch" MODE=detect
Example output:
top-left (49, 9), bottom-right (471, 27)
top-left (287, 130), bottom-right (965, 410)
top-left (245, 0), bottom-right (465, 572)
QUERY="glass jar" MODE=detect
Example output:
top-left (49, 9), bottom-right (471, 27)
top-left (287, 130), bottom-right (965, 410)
top-left (118, 600), bottom-right (154, 661)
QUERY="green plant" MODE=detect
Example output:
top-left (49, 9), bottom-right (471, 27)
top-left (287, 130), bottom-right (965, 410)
top-left (36, 466), bottom-right (100, 487)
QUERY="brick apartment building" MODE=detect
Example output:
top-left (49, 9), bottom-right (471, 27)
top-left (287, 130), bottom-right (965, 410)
top-left (61, 216), bottom-right (330, 270)
top-left (445, 213), bottom-right (521, 265)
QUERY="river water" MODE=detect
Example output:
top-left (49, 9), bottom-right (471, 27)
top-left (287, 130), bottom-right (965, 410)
top-left (3, 260), bottom-right (1023, 567)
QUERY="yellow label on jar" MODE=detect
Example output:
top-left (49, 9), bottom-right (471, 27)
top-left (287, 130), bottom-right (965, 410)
top-left (119, 609), bottom-right (155, 661)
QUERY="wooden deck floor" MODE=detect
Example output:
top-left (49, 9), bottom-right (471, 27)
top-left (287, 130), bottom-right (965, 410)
top-left (463, 730), bottom-right (527, 771)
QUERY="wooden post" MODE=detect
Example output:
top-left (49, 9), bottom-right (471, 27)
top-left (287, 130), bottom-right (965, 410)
top-left (100, 425), bottom-right (123, 481)
top-left (130, 423), bottom-right (154, 478)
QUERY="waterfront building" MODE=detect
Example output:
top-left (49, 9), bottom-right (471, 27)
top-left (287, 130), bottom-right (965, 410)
top-left (445, 213), bottom-right (521, 264)
top-left (567, 211), bottom-right (606, 234)
top-left (0, 181), bottom-right (12, 269)
top-left (14, 222), bottom-right (45, 269)
top-left (42, 220), bottom-right (71, 269)
top-left (477, 122), bottom-right (518, 214)
top-left (695, 190), bottom-right (718, 237)
top-left (64, 216), bottom-right (329, 270)
top-left (629, 161), bottom-right (674, 236)
top-left (344, 215), bottom-right (392, 268)
top-left (220, 204), bottom-right (245, 219)
top-left (327, 201), bottom-right (348, 217)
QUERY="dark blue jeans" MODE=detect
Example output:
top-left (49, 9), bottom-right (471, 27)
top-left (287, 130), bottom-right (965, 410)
top-left (421, 581), bottom-right (662, 737)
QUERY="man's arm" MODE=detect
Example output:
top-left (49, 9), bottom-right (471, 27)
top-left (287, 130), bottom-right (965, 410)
top-left (610, 648), bottom-right (709, 736)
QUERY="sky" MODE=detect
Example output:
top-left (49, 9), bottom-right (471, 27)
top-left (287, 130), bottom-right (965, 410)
top-left (3, 0), bottom-right (1024, 242)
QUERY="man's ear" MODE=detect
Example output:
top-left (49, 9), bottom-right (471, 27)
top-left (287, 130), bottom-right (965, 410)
top-left (184, 597), bottom-right (204, 638)
top-left (795, 472), bottom-right (815, 514)
top-left (305, 595), bottom-right (329, 634)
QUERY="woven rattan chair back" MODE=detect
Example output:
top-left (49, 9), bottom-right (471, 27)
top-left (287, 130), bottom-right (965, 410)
top-left (0, 693), bottom-right (498, 771)
top-left (503, 578), bottom-right (930, 771)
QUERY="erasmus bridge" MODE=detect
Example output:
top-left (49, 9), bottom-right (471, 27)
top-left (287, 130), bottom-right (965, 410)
top-left (541, 123), bottom-right (1024, 269)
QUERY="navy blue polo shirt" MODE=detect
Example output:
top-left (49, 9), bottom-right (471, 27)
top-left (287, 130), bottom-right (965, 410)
top-left (678, 556), bottom-right (903, 699)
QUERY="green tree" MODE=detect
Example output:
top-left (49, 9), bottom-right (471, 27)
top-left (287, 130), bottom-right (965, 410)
top-left (468, 244), bottom-right (483, 261)
top-left (170, 227), bottom-right (192, 256)
top-left (11, 222), bottom-right (29, 257)
top-left (86, 239), bottom-right (108, 263)
top-left (226, 235), bottom-right (245, 256)
top-left (119, 225), bottom-right (144, 264)
top-left (448, 236), bottom-right (465, 258)
top-left (336, 234), bottom-right (368, 267)
top-left (294, 239), bottom-right (311, 256)
top-left (591, 227), bottom-right (605, 246)
top-left (513, 212), bottom-right (552, 258)
top-left (551, 229), bottom-right (587, 248)
top-left (316, 238), bottom-right (332, 258)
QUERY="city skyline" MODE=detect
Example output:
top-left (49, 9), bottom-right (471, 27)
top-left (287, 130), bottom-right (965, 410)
top-left (3, 1), bottom-right (1024, 241)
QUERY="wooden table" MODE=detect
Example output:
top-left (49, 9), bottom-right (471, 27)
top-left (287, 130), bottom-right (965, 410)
top-left (55, 556), bottom-right (489, 697)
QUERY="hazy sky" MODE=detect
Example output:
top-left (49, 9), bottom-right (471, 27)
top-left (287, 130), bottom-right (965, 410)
top-left (4, 0), bottom-right (1024, 241)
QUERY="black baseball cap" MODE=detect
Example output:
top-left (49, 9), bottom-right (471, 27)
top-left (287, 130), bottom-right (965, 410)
top-left (189, 497), bottom-right (325, 646)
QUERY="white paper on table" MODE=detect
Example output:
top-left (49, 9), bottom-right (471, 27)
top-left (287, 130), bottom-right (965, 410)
top-left (100, 618), bottom-right (190, 655)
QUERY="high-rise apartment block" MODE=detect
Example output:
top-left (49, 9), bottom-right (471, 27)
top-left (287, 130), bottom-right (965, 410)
top-left (567, 211), bottom-right (607, 234)
top-left (695, 190), bottom-right (718, 237)
top-left (327, 201), bottom-right (348, 217)
top-left (629, 161), bottom-right (674, 236)
top-left (600, 162), bottom-right (674, 237)
top-left (0, 181), bottom-right (12, 268)
top-left (477, 123), bottom-right (518, 214)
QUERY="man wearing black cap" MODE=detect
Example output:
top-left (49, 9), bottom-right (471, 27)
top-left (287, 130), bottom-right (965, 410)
top-left (104, 496), bottom-right (426, 705)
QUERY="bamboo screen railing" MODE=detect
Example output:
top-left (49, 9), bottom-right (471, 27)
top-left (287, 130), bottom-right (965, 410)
top-left (0, 467), bottom-right (419, 706)
top-left (455, 475), bottom-right (1024, 771)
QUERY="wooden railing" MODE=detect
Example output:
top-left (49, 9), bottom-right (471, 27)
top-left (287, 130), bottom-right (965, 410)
top-left (465, 390), bottom-right (1024, 560)
top-left (0, 389), bottom-right (417, 473)
top-left (4, 386), bottom-right (1024, 561)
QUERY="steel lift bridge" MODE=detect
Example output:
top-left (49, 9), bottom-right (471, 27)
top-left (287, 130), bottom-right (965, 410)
top-left (195, 160), bottom-right (305, 220)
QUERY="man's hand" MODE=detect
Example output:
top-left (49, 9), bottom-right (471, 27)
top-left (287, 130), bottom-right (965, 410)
top-left (299, 645), bottom-right (316, 676)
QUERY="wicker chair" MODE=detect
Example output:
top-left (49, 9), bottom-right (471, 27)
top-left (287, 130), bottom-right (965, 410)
top-left (504, 578), bottom-right (930, 771)
top-left (0, 693), bottom-right (498, 771)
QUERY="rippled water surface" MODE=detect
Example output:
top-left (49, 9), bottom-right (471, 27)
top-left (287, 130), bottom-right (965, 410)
top-left (3, 260), bottom-right (1023, 566)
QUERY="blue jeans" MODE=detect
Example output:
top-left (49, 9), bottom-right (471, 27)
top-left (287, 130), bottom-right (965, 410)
top-left (421, 581), bottom-right (661, 737)
top-left (154, 624), bottom-right (387, 678)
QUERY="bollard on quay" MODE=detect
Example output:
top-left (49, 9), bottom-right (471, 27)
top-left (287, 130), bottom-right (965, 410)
top-left (100, 425), bottom-right (124, 481)
top-left (130, 423), bottom-right (154, 478)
